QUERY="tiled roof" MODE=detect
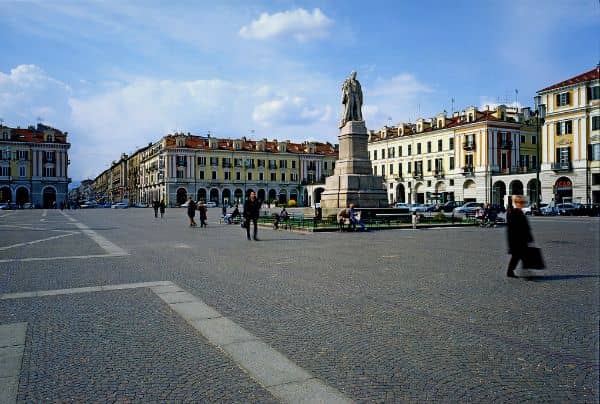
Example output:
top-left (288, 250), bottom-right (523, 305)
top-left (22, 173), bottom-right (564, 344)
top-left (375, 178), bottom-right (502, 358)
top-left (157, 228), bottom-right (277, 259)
top-left (538, 66), bottom-right (600, 92)
top-left (0, 126), bottom-right (68, 144)
top-left (163, 135), bottom-right (337, 156)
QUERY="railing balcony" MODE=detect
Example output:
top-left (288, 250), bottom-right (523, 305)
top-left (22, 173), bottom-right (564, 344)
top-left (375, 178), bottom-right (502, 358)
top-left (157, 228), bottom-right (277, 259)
top-left (461, 165), bottom-right (475, 176)
top-left (176, 162), bottom-right (187, 168)
top-left (500, 140), bottom-right (513, 149)
top-left (462, 141), bottom-right (476, 151)
top-left (222, 162), bottom-right (232, 168)
top-left (551, 162), bottom-right (572, 171)
top-left (245, 162), bottom-right (255, 169)
top-left (412, 171), bottom-right (423, 180)
top-left (268, 163), bottom-right (277, 169)
top-left (433, 170), bottom-right (444, 178)
top-left (210, 161), bottom-right (218, 166)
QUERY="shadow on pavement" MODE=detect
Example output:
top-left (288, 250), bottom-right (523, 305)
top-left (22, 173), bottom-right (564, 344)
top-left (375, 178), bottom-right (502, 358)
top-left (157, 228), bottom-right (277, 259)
top-left (524, 274), bottom-right (599, 282)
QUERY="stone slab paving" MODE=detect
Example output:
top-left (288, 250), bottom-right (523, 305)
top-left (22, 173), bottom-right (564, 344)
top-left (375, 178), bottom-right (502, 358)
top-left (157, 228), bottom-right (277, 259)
top-left (0, 209), bottom-right (598, 402)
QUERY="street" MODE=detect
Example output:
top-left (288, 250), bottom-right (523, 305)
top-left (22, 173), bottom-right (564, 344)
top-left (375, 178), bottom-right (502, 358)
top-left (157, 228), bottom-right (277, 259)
top-left (1, 208), bottom-right (598, 402)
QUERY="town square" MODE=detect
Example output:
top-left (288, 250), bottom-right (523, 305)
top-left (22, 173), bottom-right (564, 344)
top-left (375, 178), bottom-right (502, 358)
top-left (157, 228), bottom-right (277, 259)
top-left (1, 0), bottom-right (599, 402)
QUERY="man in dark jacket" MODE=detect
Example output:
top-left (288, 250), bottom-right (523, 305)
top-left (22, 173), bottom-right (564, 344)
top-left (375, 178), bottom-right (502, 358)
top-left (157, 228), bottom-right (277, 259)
top-left (506, 195), bottom-right (533, 278)
top-left (186, 196), bottom-right (197, 227)
top-left (243, 191), bottom-right (261, 240)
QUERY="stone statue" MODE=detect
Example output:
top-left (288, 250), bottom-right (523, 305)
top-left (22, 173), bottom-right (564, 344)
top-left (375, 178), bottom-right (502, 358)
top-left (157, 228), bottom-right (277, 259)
top-left (340, 71), bottom-right (363, 128)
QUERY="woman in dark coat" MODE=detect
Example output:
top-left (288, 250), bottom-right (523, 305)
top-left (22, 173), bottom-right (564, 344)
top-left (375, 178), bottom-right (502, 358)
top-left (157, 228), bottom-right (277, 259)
top-left (506, 195), bottom-right (533, 278)
top-left (198, 201), bottom-right (208, 227)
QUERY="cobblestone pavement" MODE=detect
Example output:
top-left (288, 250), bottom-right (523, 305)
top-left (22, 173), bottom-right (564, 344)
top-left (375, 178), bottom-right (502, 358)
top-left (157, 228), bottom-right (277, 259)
top-left (1, 208), bottom-right (598, 402)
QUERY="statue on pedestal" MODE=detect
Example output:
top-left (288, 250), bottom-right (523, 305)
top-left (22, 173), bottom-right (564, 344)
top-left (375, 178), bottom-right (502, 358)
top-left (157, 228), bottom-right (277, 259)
top-left (340, 71), bottom-right (363, 128)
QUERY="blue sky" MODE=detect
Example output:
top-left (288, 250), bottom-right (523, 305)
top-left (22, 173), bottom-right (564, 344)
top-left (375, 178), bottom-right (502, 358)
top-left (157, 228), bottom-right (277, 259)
top-left (0, 0), bottom-right (598, 180)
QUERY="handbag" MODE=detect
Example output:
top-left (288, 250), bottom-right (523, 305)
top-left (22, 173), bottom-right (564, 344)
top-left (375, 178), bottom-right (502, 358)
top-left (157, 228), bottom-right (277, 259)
top-left (522, 246), bottom-right (545, 270)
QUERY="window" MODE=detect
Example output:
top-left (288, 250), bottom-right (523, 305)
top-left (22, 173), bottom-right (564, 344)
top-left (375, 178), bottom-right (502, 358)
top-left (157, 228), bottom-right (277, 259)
top-left (257, 159), bottom-right (265, 168)
top-left (532, 136), bottom-right (537, 144)
top-left (381, 149), bottom-right (385, 159)
top-left (381, 165), bottom-right (385, 177)
top-left (281, 173), bottom-right (286, 182)
top-left (234, 158), bottom-right (243, 167)
top-left (198, 171), bottom-right (204, 180)
top-left (556, 121), bottom-right (573, 135)
top-left (373, 166), bottom-right (377, 175)
top-left (44, 167), bottom-right (55, 177)
top-left (389, 147), bottom-right (395, 158)
top-left (44, 151), bottom-right (54, 162)
top-left (398, 146), bottom-right (402, 156)
top-left (17, 150), bottom-right (28, 160)
top-left (591, 144), bottom-right (600, 161)
top-left (323, 161), bottom-right (327, 170)
top-left (449, 179), bottom-right (454, 186)
top-left (236, 172), bottom-right (241, 181)
top-left (427, 141), bottom-right (431, 153)
top-left (427, 160), bottom-right (432, 171)
top-left (389, 164), bottom-right (393, 175)
top-left (438, 139), bottom-right (442, 152)
top-left (197, 156), bottom-right (206, 166)
top-left (556, 92), bottom-right (570, 107)
top-left (210, 157), bottom-right (218, 166)
top-left (588, 86), bottom-right (599, 101)
top-left (408, 145), bottom-right (412, 155)
top-left (259, 172), bottom-right (264, 181)
top-left (532, 155), bottom-right (537, 168)
top-left (1, 166), bottom-right (10, 176)
top-left (415, 161), bottom-right (423, 175)
top-left (592, 173), bottom-right (600, 185)
top-left (407, 162), bottom-right (412, 173)
top-left (373, 150), bottom-right (378, 160)
top-left (593, 116), bottom-right (600, 131)
top-left (291, 172), bottom-right (298, 181)
top-left (557, 147), bottom-right (570, 163)
top-left (427, 180), bottom-right (431, 187)
top-left (176, 170), bottom-right (184, 178)
top-left (435, 158), bottom-right (443, 172)
top-left (19, 166), bottom-right (26, 177)
top-left (520, 135), bottom-right (526, 143)
top-left (398, 163), bottom-right (402, 175)
top-left (368, 151), bottom-right (371, 160)
top-left (280, 160), bottom-right (287, 169)
top-left (1, 132), bottom-right (8, 140)
top-left (292, 160), bottom-right (296, 169)
top-left (224, 171), bottom-right (230, 180)
top-left (519, 154), bottom-right (530, 168)
top-left (417, 143), bottom-right (421, 154)
top-left (465, 155), bottom-right (473, 167)
top-left (247, 172), bottom-right (253, 181)
top-left (449, 138), bottom-right (454, 150)
top-left (270, 172), bottom-right (276, 181)
top-left (449, 157), bottom-right (455, 170)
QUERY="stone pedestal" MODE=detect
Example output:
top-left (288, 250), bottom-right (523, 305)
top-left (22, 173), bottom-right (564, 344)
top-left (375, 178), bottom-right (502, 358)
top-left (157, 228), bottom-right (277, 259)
top-left (320, 121), bottom-right (388, 209)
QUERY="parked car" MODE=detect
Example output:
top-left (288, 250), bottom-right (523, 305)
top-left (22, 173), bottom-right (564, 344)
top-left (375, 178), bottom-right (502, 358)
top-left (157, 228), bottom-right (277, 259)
top-left (521, 204), bottom-right (533, 215)
top-left (80, 201), bottom-right (98, 209)
top-left (539, 204), bottom-right (556, 216)
top-left (0, 203), bottom-right (11, 210)
top-left (454, 202), bottom-right (484, 214)
top-left (394, 203), bottom-right (410, 209)
top-left (111, 202), bottom-right (128, 209)
top-left (437, 201), bottom-right (464, 212)
top-left (204, 201), bottom-right (217, 208)
top-left (574, 203), bottom-right (600, 216)
top-left (133, 202), bottom-right (148, 208)
top-left (555, 203), bottom-right (577, 216)
top-left (409, 204), bottom-right (428, 213)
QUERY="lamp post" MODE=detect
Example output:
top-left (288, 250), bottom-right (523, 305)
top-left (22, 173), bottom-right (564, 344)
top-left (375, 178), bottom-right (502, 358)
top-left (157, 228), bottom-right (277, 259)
top-left (533, 95), bottom-right (546, 208)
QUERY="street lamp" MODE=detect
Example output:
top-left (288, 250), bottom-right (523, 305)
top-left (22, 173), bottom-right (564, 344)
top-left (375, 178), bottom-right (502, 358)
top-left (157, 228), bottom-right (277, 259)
top-left (533, 95), bottom-right (546, 208)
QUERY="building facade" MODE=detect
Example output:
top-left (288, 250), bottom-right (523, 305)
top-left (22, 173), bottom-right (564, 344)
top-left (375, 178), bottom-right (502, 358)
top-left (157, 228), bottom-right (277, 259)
top-left (368, 105), bottom-right (537, 206)
top-left (94, 133), bottom-right (338, 207)
top-left (0, 123), bottom-right (71, 208)
top-left (537, 66), bottom-right (600, 204)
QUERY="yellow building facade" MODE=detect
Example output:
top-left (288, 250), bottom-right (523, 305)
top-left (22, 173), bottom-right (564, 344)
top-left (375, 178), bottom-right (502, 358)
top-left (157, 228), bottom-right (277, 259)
top-left (537, 66), bottom-right (600, 204)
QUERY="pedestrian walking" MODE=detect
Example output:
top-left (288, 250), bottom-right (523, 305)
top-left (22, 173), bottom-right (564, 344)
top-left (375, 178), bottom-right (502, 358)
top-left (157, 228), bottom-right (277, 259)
top-left (243, 191), bottom-right (261, 240)
top-left (186, 196), bottom-right (197, 227)
top-left (198, 201), bottom-right (208, 227)
top-left (506, 195), bottom-right (534, 278)
top-left (159, 199), bottom-right (166, 218)
top-left (153, 200), bottom-right (159, 218)
top-left (222, 205), bottom-right (227, 218)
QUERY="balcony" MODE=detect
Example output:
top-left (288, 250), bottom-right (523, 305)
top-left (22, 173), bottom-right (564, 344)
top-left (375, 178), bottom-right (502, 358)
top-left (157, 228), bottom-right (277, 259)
top-left (462, 141), bottom-right (476, 151)
top-left (461, 165), bottom-right (475, 176)
top-left (500, 140), bottom-right (513, 149)
top-left (412, 171), bottom-right (424, 180)
top-left (176, 161), bottom-right (187, 168)
top-left (222, 162), bottom-right (232, 168)
top-left (433, 170), bottom-right (444, 178)
top-left (268, 164), bottom-right (277, 170)
top-left (551, 162), bottom-right (572, 172)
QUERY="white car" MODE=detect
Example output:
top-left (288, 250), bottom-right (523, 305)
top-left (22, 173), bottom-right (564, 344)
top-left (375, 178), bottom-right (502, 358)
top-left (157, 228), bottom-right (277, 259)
top-left (409, 204), bottom-right (428, 213)
top-left (454, 202), bottom-right (484, 214)
top-left (133, 202), bottom-right (148, 208)
top-left (204, 201), bottom-right (217, 208)
top-left (111, 202), bottom-right (128, 209)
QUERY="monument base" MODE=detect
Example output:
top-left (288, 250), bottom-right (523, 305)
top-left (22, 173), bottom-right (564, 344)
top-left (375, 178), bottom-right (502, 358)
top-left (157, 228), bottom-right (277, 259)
top-left (320, 120), bottom-right (388, 209)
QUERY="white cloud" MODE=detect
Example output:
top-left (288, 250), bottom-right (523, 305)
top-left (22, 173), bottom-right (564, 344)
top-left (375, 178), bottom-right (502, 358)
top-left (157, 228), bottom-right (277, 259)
top-left (364, 73), bottom-right (434, 128)
top-left (252, 96), bottom-right (330, 126)
top-left (0, 64), bottom-right (71, 124)
top-left (239, 8), bottom-right (332, 41)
